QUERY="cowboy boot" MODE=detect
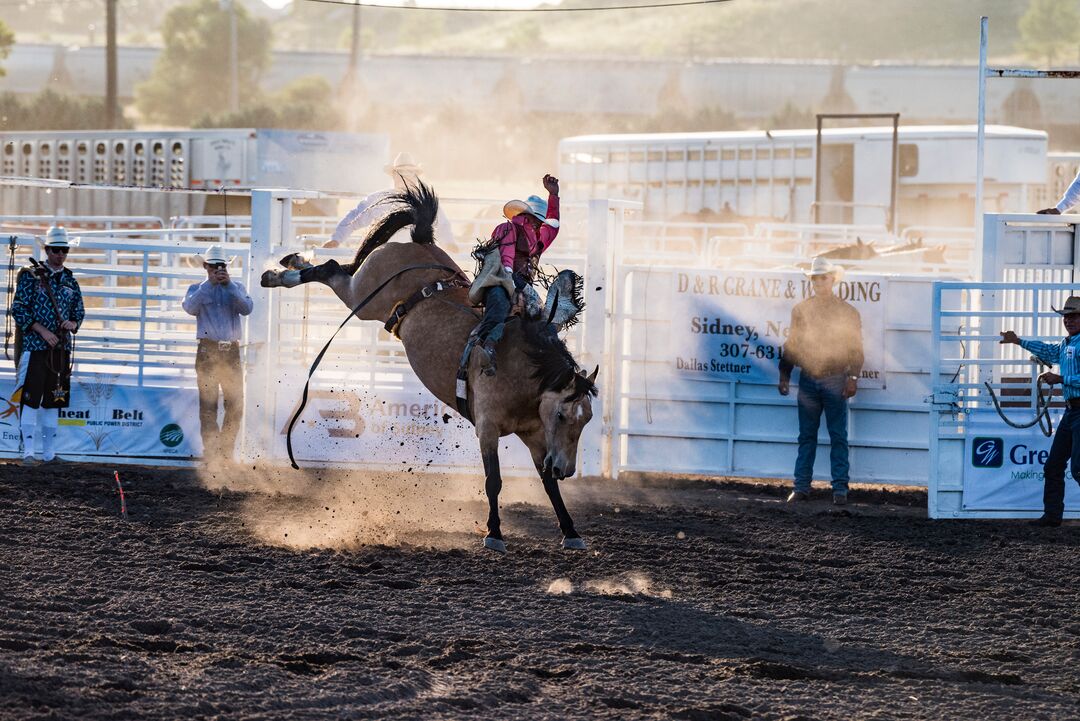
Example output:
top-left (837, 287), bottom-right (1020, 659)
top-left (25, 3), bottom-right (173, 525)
top-left (476, 339), bottom-right (498, 377)
top-left (19, 406), bottom-right (37, 465)
top-left (41, 426), bottom-right (57, 463)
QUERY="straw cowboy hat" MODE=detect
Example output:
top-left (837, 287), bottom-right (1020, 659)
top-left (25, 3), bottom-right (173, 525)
top-left (804, 256), bottom-right (844, 280)
top-left (1052, 296), bottom-right (1080, 315)
top-left (502, 195), bottom-right (560, 228)
top-left (38, 225), bottom-right (79, 248)
top-left (384, 152), bottom-right (422, 177)
top-left (194, 245), bottom-right (237, 266)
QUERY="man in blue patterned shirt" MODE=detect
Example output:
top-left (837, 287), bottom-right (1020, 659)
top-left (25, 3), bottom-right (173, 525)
top-left (1001, 296), bottom-right (1080, 526)
top-left (11, 226), bottom-right (85, 465)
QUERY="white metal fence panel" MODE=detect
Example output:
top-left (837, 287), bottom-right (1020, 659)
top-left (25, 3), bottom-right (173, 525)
top-left (929, 281), bottom-right (1080, 519)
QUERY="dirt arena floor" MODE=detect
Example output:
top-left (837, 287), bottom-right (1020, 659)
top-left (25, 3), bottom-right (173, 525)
top-left (2, 461), bottom-right (1080, 720)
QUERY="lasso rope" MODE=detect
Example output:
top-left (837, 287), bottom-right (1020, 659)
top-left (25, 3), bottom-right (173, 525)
top-left (984, 375), bottom-right (1055, 437)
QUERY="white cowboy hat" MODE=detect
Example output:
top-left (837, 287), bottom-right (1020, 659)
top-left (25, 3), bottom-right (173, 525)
top-left (502, 196), bottom-right (560, 228)
top-left (194, 245), bottom-right (236, 265)
top-left (38, 225), bottom-right (79, 248)
top-left (804, 256), bottom-right (844, 280)
top-left (384, 151), bottom-right (422, 177)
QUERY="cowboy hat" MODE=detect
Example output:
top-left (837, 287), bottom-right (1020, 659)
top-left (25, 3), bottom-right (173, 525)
top-left (1053, 296), bottom-right (1080, 315)
top-left (194, 245), bottom-right (237, 266)
top-left (384, 151), bottom-right (422, 177)
top-left (804, 256), bottom-right (844, 280)
top-left (38, 225), bottom-right (79, 248)
top-left (502, 196), bottom-right (560, 228)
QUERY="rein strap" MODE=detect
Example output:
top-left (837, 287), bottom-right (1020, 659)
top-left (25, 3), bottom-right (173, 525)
top-left (285, 262), bottom-right (461, 469)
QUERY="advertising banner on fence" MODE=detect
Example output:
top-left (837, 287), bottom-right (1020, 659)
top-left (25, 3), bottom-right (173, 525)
top-left (963, 418), bottom-right (1080, 511)
top-left (274, 384), bottom-right (535, 473)
top-left (0, 375), bottom-right (200, 459)
top-left (669, 268), bottom-right (888, 388)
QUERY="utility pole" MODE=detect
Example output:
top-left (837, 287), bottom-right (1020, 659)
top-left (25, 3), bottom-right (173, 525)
top-left (343, 1), bottom-right (362, 129)
top-left (221, 0), bottom-right (240, 113)
top-left (105, 0), bottom-right (117, 127)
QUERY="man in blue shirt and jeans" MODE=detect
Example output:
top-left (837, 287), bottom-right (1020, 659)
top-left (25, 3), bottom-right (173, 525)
top-left (183, 246), bottom-right (253, 463)
top-left (1001, 296), bottom-right (1080, 527)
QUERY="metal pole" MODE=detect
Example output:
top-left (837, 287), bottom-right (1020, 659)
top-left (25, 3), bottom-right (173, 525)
top-left (890, 113), bottom-right (899, 235)
top-left (105, 0), bottom-right (117, 128)
top-left (975, 16), bottom-right (988, 277)
top-left (814, 114), bottom-right (823, 224)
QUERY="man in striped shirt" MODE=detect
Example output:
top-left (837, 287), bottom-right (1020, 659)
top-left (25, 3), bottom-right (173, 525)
top-left (1000, 296), bottom-right (1080, 526)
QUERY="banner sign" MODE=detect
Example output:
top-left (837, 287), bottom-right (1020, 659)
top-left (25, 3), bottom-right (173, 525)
top-left (669, 269), bottom-right (887, 388)
top-left (963, 417), bottom-right (1080, 511)
top-left (274, 384), bottom-right (536, 473)
top-left (0, 373), bottom-right (200, 459)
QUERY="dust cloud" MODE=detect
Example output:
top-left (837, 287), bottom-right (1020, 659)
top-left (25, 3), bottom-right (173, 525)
top-left (545, 572), bottom-right (673, 599)
top-left (197, 463), bottom-right (552, 551)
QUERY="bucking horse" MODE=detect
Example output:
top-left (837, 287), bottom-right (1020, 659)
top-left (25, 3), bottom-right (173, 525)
top-left (260, 182), bottom-right (597, 553)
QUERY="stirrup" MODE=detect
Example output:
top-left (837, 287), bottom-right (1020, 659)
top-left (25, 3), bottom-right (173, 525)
top-left (476, 341), bottom-right (497, 376)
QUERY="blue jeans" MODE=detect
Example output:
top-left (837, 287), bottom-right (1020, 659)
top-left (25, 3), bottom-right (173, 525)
top-left (793, 373), bottom-right (850, 494)
top-left (1042, 407), bottom-right (1080, 520)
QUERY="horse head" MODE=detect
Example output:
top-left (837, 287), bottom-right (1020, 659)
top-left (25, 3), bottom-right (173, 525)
top-left (538, 366), bottom-right (598, 480)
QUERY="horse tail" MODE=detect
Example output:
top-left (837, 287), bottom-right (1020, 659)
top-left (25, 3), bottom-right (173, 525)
top-left (347, 180), bottom-right (440, 272)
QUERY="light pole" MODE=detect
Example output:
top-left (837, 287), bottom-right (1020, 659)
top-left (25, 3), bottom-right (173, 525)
top-left (220, 0), bottom-right (240, 113)
top-left (105, 0), bottom-right (117, 127)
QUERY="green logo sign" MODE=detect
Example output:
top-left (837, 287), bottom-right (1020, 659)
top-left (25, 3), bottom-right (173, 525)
top-left (159, 423), bottom-right (184, 448)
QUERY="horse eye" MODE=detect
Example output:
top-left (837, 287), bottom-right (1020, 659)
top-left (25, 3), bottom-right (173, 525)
top-left (556, 411), bottom-right (565, 422)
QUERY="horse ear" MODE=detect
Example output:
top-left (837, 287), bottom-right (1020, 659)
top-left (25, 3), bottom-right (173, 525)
top-left (587, 365), bottom-right (598, 383)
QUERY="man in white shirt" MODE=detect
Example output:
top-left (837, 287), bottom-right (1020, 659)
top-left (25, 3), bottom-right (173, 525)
top-left (1038, 169), bottom-right (1080, 214)
top-left (324, 152), bottom-right (455, 251)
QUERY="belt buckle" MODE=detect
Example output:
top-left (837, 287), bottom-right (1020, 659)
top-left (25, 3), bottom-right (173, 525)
top-left (217, 341), bottom-right (233, 352)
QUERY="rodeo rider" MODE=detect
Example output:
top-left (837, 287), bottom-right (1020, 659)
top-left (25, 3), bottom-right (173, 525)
top-left (182, 245), bottom-right (253, 463)
top-left (470, 174), bottom-right (561, 376)
top-left (778, 257), bottom-right (864, 505)
top-left (1000, 297), bottom-right (1080, 527)
top-left (11, 226), bottom-right (85, 465)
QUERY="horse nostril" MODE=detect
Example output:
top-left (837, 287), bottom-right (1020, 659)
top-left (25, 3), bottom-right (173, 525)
top-left (552, 466), bottom-right (562, 479)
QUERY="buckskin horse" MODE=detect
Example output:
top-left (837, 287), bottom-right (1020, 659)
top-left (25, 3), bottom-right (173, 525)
top-left (260, 183), bottom-right (597, 553)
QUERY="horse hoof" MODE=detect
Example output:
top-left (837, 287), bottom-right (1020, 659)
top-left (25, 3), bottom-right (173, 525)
top-left (562, 537), bottom-right (587, 551)
top-left (279, 252), bottom-right (313, 270)
top-left (483, 536), bottom-right (507, 554)
top-left (260, 270), bottom-right (280, 288)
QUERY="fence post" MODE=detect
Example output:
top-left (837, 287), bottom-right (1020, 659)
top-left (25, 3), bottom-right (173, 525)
top-left (580, 199), bottom-right (612, 478)
top-left (240, 189), bottom-right (291, 463)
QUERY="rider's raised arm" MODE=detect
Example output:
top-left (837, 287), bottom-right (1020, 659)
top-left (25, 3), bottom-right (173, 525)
top-left (539, 192), bottom-right (560, 252)
top-left (329, 191), bottom-right (386, 245)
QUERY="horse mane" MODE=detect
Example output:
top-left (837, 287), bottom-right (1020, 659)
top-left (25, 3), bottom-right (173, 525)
top-left (520, 320), bottom-right (598, 402)
top-left (350, 181), bottom-right (439, 270)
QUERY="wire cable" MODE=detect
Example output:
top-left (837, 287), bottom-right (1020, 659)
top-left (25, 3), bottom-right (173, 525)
top-left (303, 0), bottom-right (733, 12)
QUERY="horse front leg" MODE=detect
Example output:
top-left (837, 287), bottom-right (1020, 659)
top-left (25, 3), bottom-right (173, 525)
top-left (479, 426), bottom-right (506, 554)
top-left (526, 439), bottom-right (586, 550)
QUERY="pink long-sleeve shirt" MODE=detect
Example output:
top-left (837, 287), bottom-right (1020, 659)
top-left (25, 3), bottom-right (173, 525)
top-left (492, 193), bottom-right (560, 276)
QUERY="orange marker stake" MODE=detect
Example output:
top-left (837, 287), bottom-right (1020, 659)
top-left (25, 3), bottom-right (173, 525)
top-left (114, 470), bottom-right (128, 520)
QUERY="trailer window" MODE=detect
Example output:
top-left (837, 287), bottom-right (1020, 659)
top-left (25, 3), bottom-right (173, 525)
top-left (666, 150), bottom-right (685, 161)
top-left (738, 149), bottom-right (754, 160)
top-left (647, 151), bottom-right (663, 161)
top-left (721, 149), bottom-right (735, 161)
top-left (774, 148), bottom-right (791, 159)
top-left (705, 150), bottom-right (719, 161)
top-left (899, 143), bottom-right (918, 177)
top-left (795, 147), bottom-right (812, 159)
top-left (688, 150), bottom-right (702, 161)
